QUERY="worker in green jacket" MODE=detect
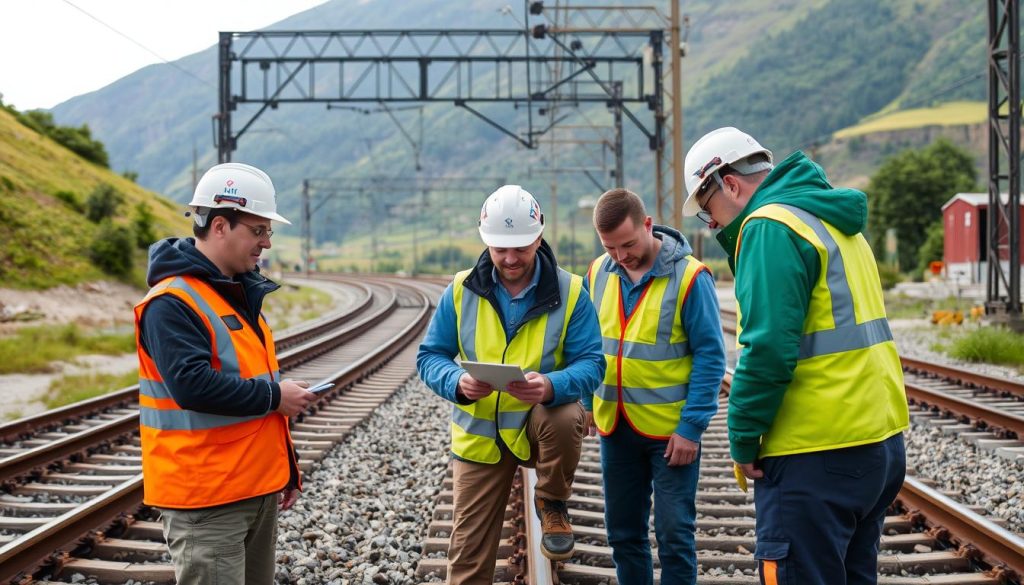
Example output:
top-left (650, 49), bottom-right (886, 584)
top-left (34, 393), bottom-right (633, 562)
top-left (683, 127), bottom-right (909, 585)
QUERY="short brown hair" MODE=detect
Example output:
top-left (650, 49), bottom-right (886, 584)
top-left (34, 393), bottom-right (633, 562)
top-left (593, 188), bottom-right (646, 233)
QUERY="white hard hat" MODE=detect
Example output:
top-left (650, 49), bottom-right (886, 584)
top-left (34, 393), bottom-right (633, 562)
top-left (188, 162), bottom-right (291, 225)
top-left (682, 127), bottom-right (773, 216)
top-left (478, 185), bottom-right (544, 247)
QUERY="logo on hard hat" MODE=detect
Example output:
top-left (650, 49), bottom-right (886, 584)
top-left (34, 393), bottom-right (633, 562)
top-left (505, 217), bottom-right (514, 229)
top-left (694, 156), bottom-right (722, 179)
top-left (528, 199), bottom-right (539, 220)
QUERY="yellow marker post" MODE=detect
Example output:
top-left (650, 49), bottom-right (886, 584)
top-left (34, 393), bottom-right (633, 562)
top-left (733, 463), bottom-right (749, 493)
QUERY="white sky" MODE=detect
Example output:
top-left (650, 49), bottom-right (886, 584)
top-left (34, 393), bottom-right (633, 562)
top-left (0, 0), bottom-right (329, 110)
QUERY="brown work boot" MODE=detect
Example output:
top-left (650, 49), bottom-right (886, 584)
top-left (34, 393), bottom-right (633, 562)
top-left (535, 496), bottom-right (574, 560)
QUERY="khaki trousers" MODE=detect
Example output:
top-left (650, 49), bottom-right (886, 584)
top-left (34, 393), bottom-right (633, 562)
top-left (159, 493), bottom-right (278, 585)
top-left (448, 402), bottom-right (585, 585)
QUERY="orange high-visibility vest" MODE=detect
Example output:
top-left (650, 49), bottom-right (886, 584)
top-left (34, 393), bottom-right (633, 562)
top-left (134, 275), bottom-right (296, 509)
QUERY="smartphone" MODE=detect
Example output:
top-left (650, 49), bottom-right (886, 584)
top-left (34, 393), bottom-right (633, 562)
top-left (308, 382), bottom-right (335, 394)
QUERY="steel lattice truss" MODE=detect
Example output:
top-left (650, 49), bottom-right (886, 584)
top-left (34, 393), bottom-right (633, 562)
top-left (986, 0), bottom-right (1022, 318)
top-left (216, 28), bottom-right (663, 161)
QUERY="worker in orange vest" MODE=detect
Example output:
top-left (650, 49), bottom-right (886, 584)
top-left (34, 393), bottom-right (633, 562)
top-left (134, 163), bottom-right (317, 585)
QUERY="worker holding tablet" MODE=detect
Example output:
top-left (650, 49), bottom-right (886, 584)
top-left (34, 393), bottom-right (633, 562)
top-left (416, 185), bottom-right (604, 584)
top-left (585, 188), bottom-right (726, 585)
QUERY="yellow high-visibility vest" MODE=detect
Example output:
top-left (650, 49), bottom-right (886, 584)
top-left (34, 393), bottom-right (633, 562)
top-left (451, 267), bottom-right (583, 463)
top-left (735, 204), bottom-right (909, 458)
top-left (588, 253), bottom-right (707, 438)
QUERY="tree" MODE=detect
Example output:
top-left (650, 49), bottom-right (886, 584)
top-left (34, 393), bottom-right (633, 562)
top-left (866, 139), bottom-right (976, 272)
top-left (916, 219), bottom-right (945, 276)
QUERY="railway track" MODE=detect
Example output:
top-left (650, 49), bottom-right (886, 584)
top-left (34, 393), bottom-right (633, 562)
top-left (719, 307), bottom-right (1024, 441)
top-left (414, 309), bottom-right (1024, 584)
top-left (0, 276), bottom-right (442, 584)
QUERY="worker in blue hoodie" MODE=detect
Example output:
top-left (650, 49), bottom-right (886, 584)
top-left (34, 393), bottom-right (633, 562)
top-left (417, 185), bottom-right (604, 583)
top-left (683, 128), bottom-right (907, 585)
top-left (584, 188), bottom-right (726, 585)
top-left (135, 163), bottom-right (318, 585)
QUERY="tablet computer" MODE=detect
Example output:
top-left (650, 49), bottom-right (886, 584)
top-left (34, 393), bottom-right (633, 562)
top-left (461, 360), bottom-right (527, 390)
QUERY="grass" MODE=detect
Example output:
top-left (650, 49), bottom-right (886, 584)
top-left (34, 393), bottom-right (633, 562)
top-left (947, 326), bottom-right (1024, 372)
top-left (0, 106), bottom-right (188, 289)
top-left (833, 101), bottom-right (986, 139)
top-left (0, 323), bottom-right (135, 374)
top-left (44, 369), bottom-right (138, 409)
top-left (263, 284), bottom-right (335, 330)
top-left (883, 293), bottom-right (964, 320)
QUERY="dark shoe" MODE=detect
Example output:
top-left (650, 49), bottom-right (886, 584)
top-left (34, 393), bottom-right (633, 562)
top-left (535, 496), bottom-right (574, 560)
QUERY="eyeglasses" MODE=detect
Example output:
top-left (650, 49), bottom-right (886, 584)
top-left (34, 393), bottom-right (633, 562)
top-left (695, 182), bottom-right (719, 226)
top-left (236, 220), bottom-right (274, 240)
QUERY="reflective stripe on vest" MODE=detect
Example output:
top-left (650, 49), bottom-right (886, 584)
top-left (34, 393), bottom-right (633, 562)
top-left (735, 204), bottom-right (908, 458)
top-left (451, 267), bottom-right (581, 463)
top-left (134, 275), bottom-right (293, 509)
top-left (588, 253), bottom-right (705, 439)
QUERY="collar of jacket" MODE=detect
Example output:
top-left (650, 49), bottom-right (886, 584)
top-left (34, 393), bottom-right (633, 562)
top-left (462, 238), bottom-right (563, 329)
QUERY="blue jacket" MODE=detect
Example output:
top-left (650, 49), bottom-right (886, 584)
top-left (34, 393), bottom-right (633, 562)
top-left (417, 239), bottom-right (605, 407)
top-left (138, 237), bottom-right (282, 416)
top-left (584, 225), bottom-right (725, 442)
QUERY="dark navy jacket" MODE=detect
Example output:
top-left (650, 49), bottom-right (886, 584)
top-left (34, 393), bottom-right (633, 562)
top-left (138, 237), bottom-right (283, 416)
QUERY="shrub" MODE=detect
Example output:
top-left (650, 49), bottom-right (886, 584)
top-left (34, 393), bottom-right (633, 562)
top-left (89, 221), bottom-right (135, 277)
top-left (948, 326), bottom-right (1024, 370)
top-left (86, 184), bottom-right (124, 223)
top-left (16, 110), bottom-right (109, 167)
top-left (132, 202), bottom-right (157, 249)
top-left (55, 190), bottom-right (85, 213)
top-left (876, 263), bottom-right (903, 290)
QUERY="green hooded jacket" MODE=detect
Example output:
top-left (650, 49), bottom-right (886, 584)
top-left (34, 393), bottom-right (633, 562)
top-left (715, 151), bottom-right (870, 463)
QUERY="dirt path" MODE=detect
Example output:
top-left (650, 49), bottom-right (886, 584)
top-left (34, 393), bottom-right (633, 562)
top-left (0, 281), bottom-right (144, 420)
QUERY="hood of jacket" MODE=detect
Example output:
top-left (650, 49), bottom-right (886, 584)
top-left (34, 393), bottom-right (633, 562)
top-left (145, 237), bottom-right (278, 317)
top-left (716, 151), bottom-right (867, 258)
top-left (649, 225), bottom-right (693, 276)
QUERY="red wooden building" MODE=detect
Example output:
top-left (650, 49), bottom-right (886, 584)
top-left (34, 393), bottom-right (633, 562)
top-left (942, 192), bottom-right (1024, 284)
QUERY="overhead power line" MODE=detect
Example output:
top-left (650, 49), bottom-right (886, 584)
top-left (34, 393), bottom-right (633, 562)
top-left (60, 0), bottom-right (214, 89)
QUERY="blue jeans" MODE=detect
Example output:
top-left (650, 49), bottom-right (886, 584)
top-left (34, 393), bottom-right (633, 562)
top-left (600, 423), bottom-right (700, 585)
top-left (753, 433), bottom-right (906, 585)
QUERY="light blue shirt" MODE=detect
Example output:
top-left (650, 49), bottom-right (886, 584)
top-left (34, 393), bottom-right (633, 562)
top-left (416, 256), bottom-right (605, 407)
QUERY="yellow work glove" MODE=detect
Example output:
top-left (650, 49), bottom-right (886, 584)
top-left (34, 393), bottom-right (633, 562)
top-left (733, 462), bottom-right (749, 493)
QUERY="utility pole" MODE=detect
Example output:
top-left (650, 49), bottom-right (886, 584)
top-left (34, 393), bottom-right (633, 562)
top-left (302, 179), bottom-right (311, 276)
top-left (670, 4), bottom-right (684, 230)
top-left (986, 0), bottom-right (1023, 327)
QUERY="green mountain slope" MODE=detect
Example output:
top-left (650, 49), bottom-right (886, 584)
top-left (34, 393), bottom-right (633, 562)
top-left (0, 107), bottom-right (188, 288)
top-left (39, 0), bottom-right (990, 264)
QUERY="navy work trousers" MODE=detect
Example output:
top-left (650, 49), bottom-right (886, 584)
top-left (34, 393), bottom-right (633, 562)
top-left (753, 433), bottom-right (906, 585)
top-left (600, 423), bottom-right (701, 585)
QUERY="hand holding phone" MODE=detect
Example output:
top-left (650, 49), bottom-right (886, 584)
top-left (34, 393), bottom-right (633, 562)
top-left (308, 382), bottom-right (335, 394)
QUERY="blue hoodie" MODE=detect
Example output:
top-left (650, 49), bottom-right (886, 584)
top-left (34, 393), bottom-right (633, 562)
top-left (138, 237), bottom-right (283, 416)
top-left (584, 226), bottom-right (726, 442)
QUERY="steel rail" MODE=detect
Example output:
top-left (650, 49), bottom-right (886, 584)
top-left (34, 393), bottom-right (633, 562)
top-left (904, 380), bottom-right (1024, 438)
top-left (0, 475), bottom-right (144, 583)
top-left (898, 476), bottom-right (1024, 579)
top-left (901, 355), bottom-right (1024, 399)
